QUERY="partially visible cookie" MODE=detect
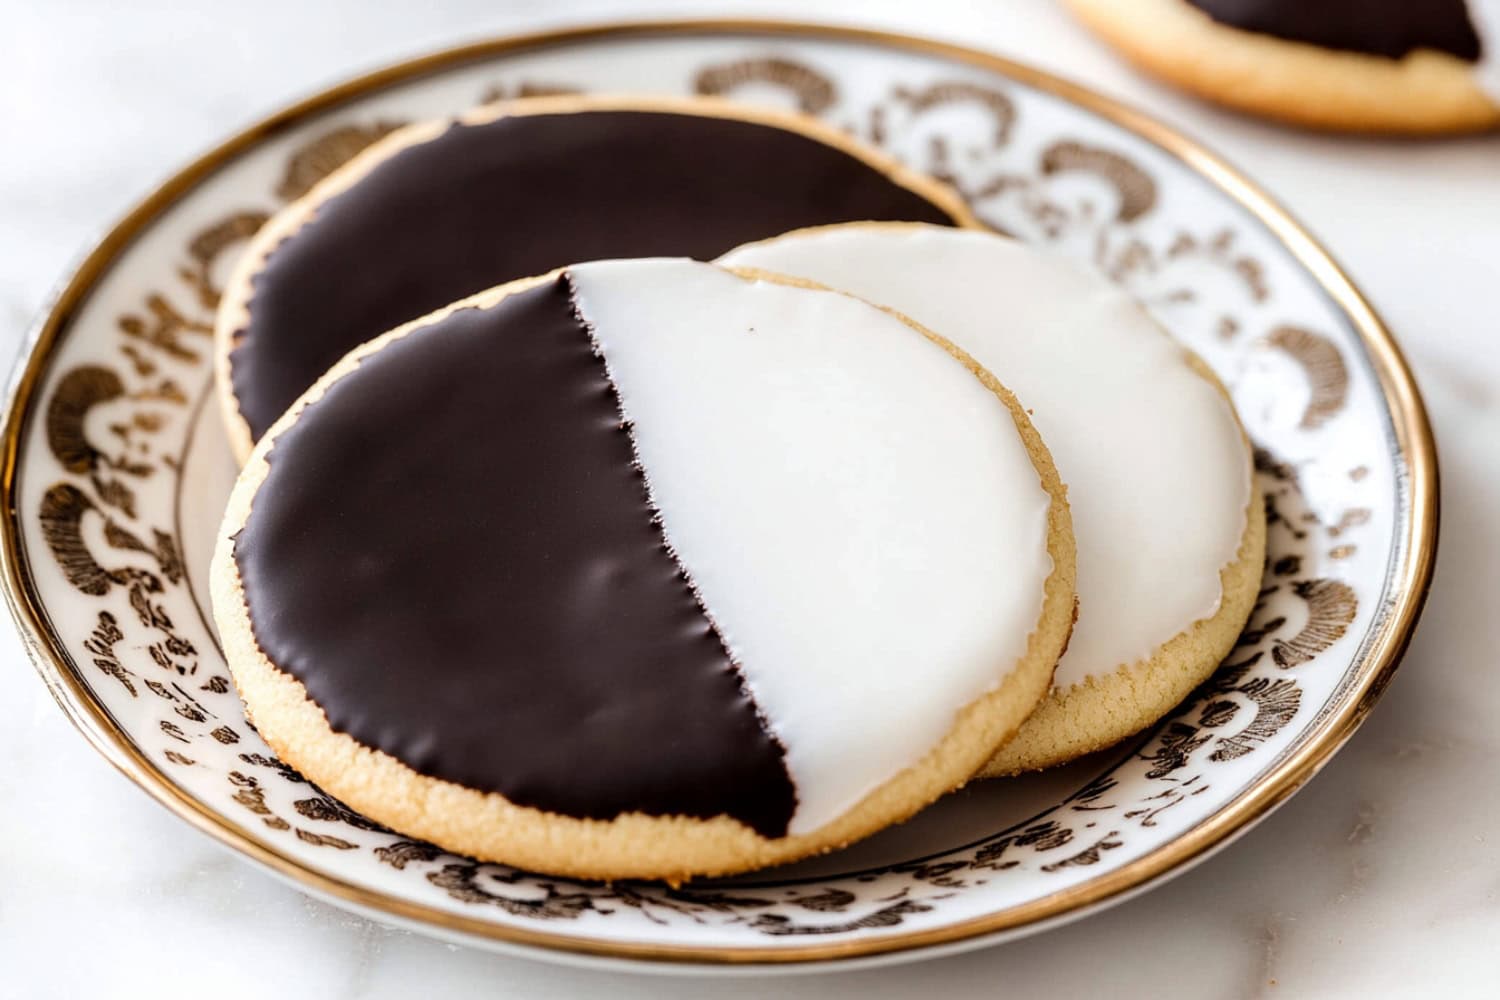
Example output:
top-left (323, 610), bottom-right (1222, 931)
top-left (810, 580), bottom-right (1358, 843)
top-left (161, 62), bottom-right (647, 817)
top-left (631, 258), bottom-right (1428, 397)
top-left (214, 93), bottom-right (977, 464)
top-left (721, 223), bottom-right (1264, 775)
top-left (1067, 0), bottom-right (1500, 133)
top-left (212, 258), bottom-right (1075, 881)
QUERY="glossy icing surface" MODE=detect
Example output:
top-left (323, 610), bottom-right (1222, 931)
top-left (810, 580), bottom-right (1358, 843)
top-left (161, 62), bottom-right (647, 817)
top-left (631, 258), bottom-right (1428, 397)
top-left (229, 108), bottom-right (960, 442)
top-left (722, 227), bottom-right (1251, 690)
top-left (572, 260), bottom-right (1053, 833)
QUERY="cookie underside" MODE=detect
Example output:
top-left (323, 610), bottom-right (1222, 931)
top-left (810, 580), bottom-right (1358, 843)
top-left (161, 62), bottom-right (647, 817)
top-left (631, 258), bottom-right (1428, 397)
top-left (980, 477), bottom-right (1266, 776)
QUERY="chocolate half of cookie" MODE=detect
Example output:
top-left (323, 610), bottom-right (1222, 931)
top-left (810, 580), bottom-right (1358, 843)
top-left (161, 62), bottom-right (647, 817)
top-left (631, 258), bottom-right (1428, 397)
top-left (1185, 0), bottom-right (1483, 61)
top-left (221, 97), bottom-right (973, 451)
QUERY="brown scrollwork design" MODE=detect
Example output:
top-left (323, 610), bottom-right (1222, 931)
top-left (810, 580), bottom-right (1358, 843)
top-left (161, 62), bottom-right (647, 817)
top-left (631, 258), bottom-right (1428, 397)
top-left (1266, 325), bottom-right (1350, 430)
top-left (179, 210), bottom-right (271, 309)
top-left (45, 366), bottom-right (125, 474)
top-left (1039, 140), bottom-right (1157, 223)
top-left (892, 81), bottom-right (1016, 147)
top-left (274, 121), bottom-right (408, 202)
top-left (694, 57), bottom-right (838, 115)
top-left (1272, 579), bottom-right (1358, 668)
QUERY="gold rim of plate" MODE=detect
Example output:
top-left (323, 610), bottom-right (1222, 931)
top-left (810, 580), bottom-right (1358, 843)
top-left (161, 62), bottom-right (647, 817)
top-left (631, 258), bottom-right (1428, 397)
top-left (0, 18), bottom-right (1439, 966)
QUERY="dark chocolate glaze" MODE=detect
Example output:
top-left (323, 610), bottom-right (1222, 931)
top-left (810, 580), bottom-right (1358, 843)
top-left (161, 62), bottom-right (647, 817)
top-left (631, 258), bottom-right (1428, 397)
top-left (231, 109), bottom-right (960, 442)
top-left (1186, 0), bottom-right (1481, 61)
top-left (233, 275), bottom-right (797, 837)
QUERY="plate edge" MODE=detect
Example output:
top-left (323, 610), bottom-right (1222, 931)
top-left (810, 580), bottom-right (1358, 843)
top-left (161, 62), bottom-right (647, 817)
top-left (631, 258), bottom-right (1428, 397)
top-left (0, 16), bottom-right (1440, 968)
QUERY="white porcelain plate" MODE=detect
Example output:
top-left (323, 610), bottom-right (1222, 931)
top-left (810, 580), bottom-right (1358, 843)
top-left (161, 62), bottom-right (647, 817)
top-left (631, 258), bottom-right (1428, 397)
top-left (2, 20), bottom-right (1436, 971)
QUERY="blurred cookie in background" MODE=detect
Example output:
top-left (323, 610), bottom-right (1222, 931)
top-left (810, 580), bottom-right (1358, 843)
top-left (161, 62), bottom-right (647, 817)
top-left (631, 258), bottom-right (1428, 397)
top-left (1067, 0), bottom-right (1500, 133)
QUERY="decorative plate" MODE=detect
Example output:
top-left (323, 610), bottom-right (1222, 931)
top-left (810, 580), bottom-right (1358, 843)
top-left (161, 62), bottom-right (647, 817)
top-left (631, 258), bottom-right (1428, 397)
top-left (2, 20), bottom-right (1436, 970)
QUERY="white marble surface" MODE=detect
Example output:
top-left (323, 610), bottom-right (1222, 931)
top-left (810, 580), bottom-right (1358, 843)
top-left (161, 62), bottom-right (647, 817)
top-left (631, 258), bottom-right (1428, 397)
top-left (1, 1), bottom-right (1496, 996)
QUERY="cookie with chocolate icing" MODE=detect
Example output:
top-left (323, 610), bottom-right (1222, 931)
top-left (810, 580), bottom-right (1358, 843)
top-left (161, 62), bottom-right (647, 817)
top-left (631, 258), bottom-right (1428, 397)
top-left (214, 94), bottom-right (977, 463)
top-left (721, 224), bottom-right (1264, 774)
top-left (1067, 0), bottom-right (1500, 133)
top-left (211, 259), bottom-right (1076, 880)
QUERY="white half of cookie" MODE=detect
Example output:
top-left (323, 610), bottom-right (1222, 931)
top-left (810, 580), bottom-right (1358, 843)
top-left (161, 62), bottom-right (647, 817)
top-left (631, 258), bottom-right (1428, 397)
top-left (722, 224), bottom-right (1265, 773)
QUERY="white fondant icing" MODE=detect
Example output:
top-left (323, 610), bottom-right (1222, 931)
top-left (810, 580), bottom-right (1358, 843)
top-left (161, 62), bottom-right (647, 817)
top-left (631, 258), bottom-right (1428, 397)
top-left (721, 225), bottom-right (1252, 692)
top-left (1467, 0), bottom-right (1500, 101)
top-left (568, 258), bottom-right (1053, 836)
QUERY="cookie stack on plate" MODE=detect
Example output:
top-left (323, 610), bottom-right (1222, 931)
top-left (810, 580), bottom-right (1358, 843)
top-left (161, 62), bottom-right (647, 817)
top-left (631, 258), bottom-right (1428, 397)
top-left (210, 94), bottom-right (1264, 882)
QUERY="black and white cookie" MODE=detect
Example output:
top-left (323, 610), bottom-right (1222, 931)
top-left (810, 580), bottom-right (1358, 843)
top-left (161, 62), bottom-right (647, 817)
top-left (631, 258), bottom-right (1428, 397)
top-left (211, 259), bottom-right (1076, 881)
top-left (213, 94), bottom-right (976, 462)
top-left (1069, 0), bottom-right (1500, 133)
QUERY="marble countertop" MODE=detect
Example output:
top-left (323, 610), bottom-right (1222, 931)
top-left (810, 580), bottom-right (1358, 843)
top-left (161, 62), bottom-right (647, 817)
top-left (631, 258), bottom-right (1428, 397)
top-left (2, 1), bottom-right (1496, 996)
